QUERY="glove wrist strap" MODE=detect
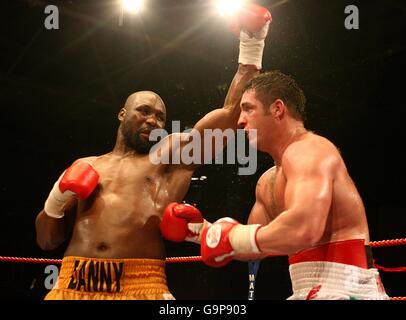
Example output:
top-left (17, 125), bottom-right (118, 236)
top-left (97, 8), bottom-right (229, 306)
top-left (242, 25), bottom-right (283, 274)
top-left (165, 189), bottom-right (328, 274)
top-left (230, 224), bottom-right (261, 254)
top-left (44, 173), bottom-right (74, 219)
top-left (239, 39), bottom-right (265, 70)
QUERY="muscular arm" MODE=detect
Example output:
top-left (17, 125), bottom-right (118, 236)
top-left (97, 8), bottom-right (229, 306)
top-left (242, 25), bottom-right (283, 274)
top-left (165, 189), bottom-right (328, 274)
top-left (247, 202), bottom-right (270, 225)
top-left (247, 168), bottom-right (275, 225)
top-left (35, 156), bottom-right (96, 250)
top-left (255, 143), bottom-right (338, 255)
top-left (236, 171), bottom-right (273, 261)
top-left (192, 64), bottom-right (258, 162)
top-left (198, 143), bottom-right (341, 265)
top-left (35, 197), bottom-right (77, 250)
top-left (193, 64), bottom-right (258, 133)
top-left (155, 65), bottom-right (258, 171)
top-left (237, 203), bottom-right (270, 261)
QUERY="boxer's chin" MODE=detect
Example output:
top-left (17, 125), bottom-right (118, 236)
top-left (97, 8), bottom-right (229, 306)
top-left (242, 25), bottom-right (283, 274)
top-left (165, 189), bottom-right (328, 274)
top-left (133, 133), bottom-right (155, 154)
top-left (247, 136), bottom-right (259, 150)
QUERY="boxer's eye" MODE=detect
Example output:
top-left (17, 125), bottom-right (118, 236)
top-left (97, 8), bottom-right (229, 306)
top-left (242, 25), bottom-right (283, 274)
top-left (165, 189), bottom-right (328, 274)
top-left (137, 106), bottom-right (151, 116)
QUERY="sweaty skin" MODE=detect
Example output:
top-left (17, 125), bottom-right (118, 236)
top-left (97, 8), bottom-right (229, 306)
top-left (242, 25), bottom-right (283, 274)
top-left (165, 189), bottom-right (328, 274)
top-left (36, 65), bottom-right (258, 259)
top-left (249, 134), bottom-right (370, 256)
top-left (240, 89), bottom-right (370, 257)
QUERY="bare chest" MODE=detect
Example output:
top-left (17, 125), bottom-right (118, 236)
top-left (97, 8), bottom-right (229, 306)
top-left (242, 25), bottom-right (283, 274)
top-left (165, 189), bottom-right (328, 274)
top-left (93, 156), bottom-right (167, 196)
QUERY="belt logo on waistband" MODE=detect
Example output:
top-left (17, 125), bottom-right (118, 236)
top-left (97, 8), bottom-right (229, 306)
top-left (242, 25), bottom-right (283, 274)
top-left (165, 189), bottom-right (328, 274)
top-left (68, 260), bottom-right (124, 293)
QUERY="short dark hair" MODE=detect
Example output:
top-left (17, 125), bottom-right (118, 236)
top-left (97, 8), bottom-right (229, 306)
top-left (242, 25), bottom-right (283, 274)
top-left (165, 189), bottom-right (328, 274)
top-left (243, 70), bottom-right (306, 121)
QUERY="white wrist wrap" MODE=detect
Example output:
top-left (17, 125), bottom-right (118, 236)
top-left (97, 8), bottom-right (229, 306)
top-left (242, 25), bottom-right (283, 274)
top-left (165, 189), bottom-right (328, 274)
top-left (238, 21), bottom-right (270, 70)
top-left (44, 173), bottom-right (74, 219)
top-left (229, 224), bottom-right (261, 254)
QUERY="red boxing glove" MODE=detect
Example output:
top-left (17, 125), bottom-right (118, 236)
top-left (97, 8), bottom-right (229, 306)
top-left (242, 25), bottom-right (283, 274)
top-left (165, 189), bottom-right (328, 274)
top-left (227, 4), bottom-right (272, 69)
top-left (59, 162), bottom-right (99, 200)
top-left (239, 3), bottom-right (272, 33)
top-left (201, 218), bottom-right (262, 268)
top-left (160, 202), bottom-right (208, 243)
top-left (228, 3), bottom-right (272, 36)
top-left (201, 218), bottom-right (238, 267)
top-left (44, 162), bottom-right (99, 218)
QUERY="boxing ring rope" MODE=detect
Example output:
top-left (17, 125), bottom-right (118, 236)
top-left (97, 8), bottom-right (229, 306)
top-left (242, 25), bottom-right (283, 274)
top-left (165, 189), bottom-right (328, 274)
top-left (1, 238), bottom-right (405, 299)
top-left (369, 239), bottom-right (406, 273)
top-left (369, 238), bottom-right (406, 248)
top-left (0, 255), bottom-right (203, 265)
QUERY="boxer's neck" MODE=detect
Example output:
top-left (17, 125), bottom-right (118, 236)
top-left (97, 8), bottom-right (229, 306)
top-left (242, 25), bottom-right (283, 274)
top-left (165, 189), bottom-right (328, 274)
top-left (112, 130), bottom-right (140, 156)
top-left (268, 123), bottom-right (307, 166)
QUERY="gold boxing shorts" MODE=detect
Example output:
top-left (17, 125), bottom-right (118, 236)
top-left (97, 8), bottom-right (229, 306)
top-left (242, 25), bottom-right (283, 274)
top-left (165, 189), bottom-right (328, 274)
top-left (45, 256), bottom-right (175, 300)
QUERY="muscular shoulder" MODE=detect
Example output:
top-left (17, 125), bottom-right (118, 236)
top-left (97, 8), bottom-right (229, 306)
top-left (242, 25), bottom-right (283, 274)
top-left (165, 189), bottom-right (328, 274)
top-left (255, 166), bottom-right (276, 198)
top-left (282, 134), bottom-right (341, 174)
top-left (72, 156), bottom-right (99, 166)
top-left (257, 166), bottom-right (276, 186)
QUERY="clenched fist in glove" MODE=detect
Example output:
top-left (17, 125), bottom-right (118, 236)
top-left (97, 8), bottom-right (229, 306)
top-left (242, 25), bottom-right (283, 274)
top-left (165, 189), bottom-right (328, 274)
top-left (44, 161), bottom-right (99, 218)
top-left (160, 202), bottom-right (210, 243)
top-left (200, 217), bottom-right (262, 267)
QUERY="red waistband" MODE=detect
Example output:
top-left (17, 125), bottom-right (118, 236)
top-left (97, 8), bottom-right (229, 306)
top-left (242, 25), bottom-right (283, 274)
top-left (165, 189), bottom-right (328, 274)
top-left (288, 239), bottom-right (369, 269)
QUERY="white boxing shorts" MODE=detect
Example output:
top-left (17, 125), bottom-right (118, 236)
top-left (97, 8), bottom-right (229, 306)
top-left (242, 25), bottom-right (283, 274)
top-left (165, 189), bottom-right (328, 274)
top-left (287, 239), bottom-right (389, 300)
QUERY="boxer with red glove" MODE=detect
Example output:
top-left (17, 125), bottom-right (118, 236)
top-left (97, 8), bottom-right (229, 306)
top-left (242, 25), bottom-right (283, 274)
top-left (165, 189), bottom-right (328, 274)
top-left (44, 161), bottom-right (99, 218)
top-left (200, 217), bottom-right (262, 267)
top-left (160, 202), bottom-right (210, 243)
top-left (228, 3), bottom-right (272, 70)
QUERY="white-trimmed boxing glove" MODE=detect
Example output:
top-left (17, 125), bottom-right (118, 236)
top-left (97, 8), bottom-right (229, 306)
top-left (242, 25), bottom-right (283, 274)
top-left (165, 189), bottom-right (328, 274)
top-left (160, 202), bottom-right (211, 244)
top-left (44, 162), bottom-right (99, 218)
top-left (200, 217), bottom-right (261, 267)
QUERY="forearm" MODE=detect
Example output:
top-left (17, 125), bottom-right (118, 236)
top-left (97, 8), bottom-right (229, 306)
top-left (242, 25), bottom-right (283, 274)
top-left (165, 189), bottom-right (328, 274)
top-left (193, 65), bottom-right (258, 133)
top-left (235, 210), bottom-right (271, 261)
top-left (234, 252), bottom-right (269, 261)
top-left (35, 210), bottom-right (69, 250)
top-left (223, 64), bottom-right (259, 112)
top-left (255, 211), bottom-right (321, 256)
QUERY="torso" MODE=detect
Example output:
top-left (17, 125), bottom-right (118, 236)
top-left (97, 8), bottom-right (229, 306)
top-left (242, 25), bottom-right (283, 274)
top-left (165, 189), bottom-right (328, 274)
top-left (64, 153), bottom-right (193, 259)
top-left (256, 133), bottom-right (370, 246)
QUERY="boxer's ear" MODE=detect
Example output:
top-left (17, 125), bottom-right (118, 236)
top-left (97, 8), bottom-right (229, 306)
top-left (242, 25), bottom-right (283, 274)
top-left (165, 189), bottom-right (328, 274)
top-left (271, 99), bottom-right (285, 119)
top-left (118, 108), bottom-right (126, 121)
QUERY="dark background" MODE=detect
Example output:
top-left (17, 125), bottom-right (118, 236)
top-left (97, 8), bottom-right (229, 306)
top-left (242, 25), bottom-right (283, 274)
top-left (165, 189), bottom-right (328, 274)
top-left (0, 0), bottom-right (405, 300)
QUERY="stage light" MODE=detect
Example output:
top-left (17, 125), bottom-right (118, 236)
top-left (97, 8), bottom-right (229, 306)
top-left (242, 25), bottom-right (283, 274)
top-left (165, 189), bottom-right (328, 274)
top-left (215, 0), bottom-right (245, 16)
top-left (122, 0), bottom-right (143, 14)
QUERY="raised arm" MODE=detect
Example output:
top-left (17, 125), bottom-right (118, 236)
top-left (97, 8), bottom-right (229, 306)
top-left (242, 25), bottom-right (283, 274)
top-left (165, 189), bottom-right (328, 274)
top-left (152, 63), bottom-right (261, 170)
top-left (153, 5), bottom-right (271, 169)
top-left (191, 6), bottom-right (271, 160)
top-left (192, 64), bottom-right (259, 134)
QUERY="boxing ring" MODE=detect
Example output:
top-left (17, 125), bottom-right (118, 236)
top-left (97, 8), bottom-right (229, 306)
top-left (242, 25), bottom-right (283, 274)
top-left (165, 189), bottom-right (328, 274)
top-left (1, 238), bottom-right (405, 300)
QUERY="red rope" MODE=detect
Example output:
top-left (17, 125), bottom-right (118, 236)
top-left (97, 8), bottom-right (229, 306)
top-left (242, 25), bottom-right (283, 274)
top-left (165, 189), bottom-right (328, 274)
top-left (166, 256), bottom-right (202, 263)
top-left (0, 238), bottom-right (405, 265)
top-left (0, 256), bottom-right (62, 264)
top-left (0, 238), bottom-right (404, 265)
top-left (374, 263), bottom-right (406, 273)
top-left (370, 238), bottom-right (406, 248)
top-left (0, 256), bottom-right (202, 264)
top-left (1, 253), bottom-right (405, 300)
top-left (369, 238), bottom-right (406, 273)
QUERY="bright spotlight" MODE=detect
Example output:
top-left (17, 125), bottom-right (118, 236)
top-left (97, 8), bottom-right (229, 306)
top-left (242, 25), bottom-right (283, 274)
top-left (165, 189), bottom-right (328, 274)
top-left (216, 0), bottom-right (245, 16)
top-left (122, 0), bottom-right (143, 14)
